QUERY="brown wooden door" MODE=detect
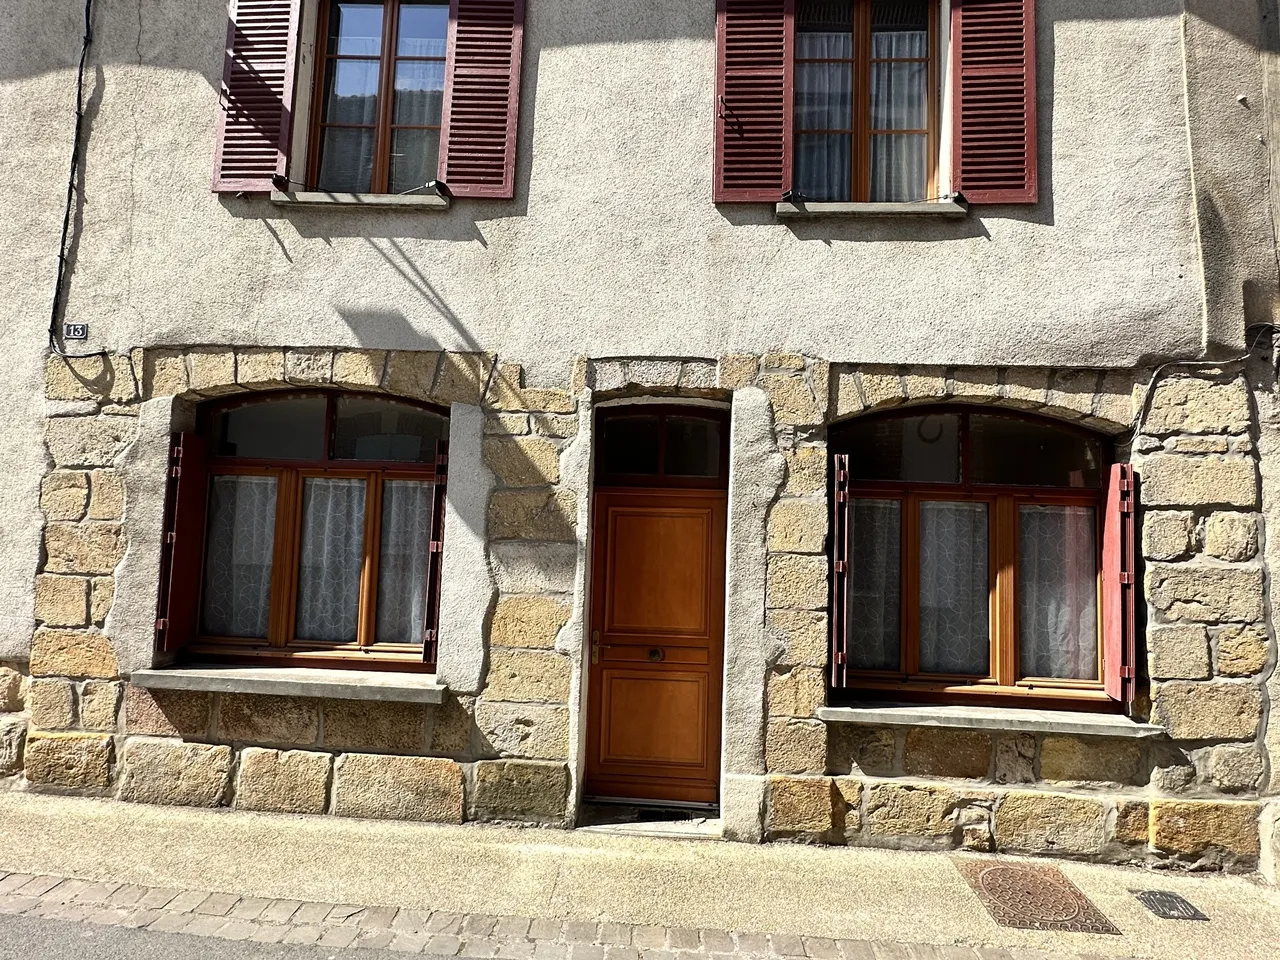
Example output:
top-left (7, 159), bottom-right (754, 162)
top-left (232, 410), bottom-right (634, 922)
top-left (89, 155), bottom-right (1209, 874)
top-left (585, 488), bottom-right (726, 807)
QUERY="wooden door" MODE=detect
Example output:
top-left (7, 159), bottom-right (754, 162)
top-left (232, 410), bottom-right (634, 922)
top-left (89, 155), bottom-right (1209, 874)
top-left (585, 487), bottom-right (727, 807)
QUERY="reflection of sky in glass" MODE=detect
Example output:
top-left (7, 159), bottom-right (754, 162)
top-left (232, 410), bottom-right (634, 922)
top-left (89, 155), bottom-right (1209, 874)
top-left (333, 4), bottom-right (383, 55)
top-left (398, 5), bottom-right (449, 57)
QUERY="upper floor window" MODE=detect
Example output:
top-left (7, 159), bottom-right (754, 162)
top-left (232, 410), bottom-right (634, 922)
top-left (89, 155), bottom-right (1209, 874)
top-left (310, 1), bottom-right (449, 194)
top-left (156, 392), bottom-right (449, 670)
top-left (794, 0), bottom-right (936, 202)
top-left (828, 409), bottom-right (1133, 707)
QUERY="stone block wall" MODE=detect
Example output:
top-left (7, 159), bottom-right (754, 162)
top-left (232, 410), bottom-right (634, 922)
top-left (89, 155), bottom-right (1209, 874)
top-left (4, 348), bottom-right (1273, 876)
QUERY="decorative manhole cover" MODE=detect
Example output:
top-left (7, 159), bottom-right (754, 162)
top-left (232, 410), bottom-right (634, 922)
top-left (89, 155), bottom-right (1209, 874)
top-left (1132, 890), bottom-right (1208, 921)
top-left (955, 859), bottom-right (1121, 935)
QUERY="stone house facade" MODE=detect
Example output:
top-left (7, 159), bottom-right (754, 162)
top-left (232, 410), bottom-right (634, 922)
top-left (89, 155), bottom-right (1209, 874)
top-left (2, 0), bottom-right (1280, 879)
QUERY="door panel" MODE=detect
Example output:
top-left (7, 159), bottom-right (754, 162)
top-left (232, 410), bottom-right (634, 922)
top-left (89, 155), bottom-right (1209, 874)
top-left (586, 488), bottom-right (726, 807)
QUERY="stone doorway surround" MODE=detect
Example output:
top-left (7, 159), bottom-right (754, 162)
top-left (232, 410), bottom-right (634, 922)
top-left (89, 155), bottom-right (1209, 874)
top-left (0, 346), bottom-right (1272, 877)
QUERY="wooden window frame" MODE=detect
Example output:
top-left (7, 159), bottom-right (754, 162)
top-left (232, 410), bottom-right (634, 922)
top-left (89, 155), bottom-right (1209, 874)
top-left (186, 390), bottom-right (449, 672)
top-left (830, 407), bottom-right (1114, 710)
top-left (793, 0), bottom-right (938, 202)
top-left (594, 406), bottom-right (731, 491)
top-left (307, 0), bottom-right (450, 193)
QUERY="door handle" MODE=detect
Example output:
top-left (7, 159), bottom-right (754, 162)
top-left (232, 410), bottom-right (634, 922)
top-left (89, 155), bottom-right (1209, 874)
top-left (591, 630), bottom-right (601, 665)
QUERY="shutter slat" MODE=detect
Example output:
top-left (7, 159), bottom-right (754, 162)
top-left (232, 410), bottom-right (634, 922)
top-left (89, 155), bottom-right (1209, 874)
top-left (951, 0), bottom-right (1037, 204)
top-left (714, 0), bottom-right (793, 202)
top-left (436, 0), bottom-right (525, 198)
top-left (212, 0), bottom-right (301, 193)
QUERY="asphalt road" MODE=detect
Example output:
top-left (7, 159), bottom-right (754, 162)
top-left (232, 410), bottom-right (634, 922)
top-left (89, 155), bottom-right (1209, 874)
top-left (0, 914), bottom-right (456, 960)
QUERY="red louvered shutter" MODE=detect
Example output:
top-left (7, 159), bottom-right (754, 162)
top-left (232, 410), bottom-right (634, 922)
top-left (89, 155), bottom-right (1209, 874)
top-left (155, 433), bottom-right (209, 654)
top-left (951, 0), bottom-right (1038, 204)
top-left (1102, 463), bottom-right (1137, 705)
top-left (212, 0), bottom-right (302, 193)
top-left (437, 0), bottom-right (525, 199)
top-left (422, 440), bottom-right (449, 667)
top-left (714, 0), bottom-right (794, 203)
top-left (829, 454), bottom-right (851, 688)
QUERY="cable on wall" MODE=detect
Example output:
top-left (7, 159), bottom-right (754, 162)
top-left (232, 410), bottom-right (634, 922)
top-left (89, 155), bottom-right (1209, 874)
top-left (48, 0), bottom-right (107, 360)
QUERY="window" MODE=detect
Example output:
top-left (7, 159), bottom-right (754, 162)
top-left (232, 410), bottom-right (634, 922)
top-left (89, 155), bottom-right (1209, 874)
top-left (794, 0), bottom-right (935, 202)
top-left (308, 1), bottom-right (449, 194)
top-left (828, 409), bottom-right (1128, 706)
top-left (157, 392), bottom-right (449, 670)
top-left (595, 407), bottom-right (729, 488)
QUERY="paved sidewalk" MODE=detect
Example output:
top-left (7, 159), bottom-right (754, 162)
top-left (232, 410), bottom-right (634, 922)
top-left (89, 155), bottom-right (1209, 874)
top-left (0, 794), bottom-right (1277, 960)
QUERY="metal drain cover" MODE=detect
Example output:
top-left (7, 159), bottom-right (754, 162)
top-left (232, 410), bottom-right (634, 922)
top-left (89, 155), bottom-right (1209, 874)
top-left (1133, 890), bottom-right (1208, 921)
top-left (956, 859), bottom-right (1121, 935)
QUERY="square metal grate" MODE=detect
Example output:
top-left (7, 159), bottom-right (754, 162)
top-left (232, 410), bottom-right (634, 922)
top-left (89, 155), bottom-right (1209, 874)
top-left (955, 858), bottom-right (1121, 935)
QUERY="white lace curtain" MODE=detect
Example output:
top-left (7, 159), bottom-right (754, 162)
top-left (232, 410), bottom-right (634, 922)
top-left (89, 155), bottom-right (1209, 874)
top-left (296, 478), bottom-right (367, 643)
top-left (1019, 506), bottom-right (1099, 679)
top-left (377, 480), bottom-right (436, 644)
top-left (201, 476), bottom-right (278, 638)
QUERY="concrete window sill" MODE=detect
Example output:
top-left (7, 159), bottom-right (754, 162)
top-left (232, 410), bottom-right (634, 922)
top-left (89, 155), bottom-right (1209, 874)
top-left (270, 190), bottom-right (450, 211)
top-left (775, 200), bottom-right (969, 219)
top-left (131, 666), bottom-right (447, 704)
top-left (816, 703), bottom-right (1165, 739)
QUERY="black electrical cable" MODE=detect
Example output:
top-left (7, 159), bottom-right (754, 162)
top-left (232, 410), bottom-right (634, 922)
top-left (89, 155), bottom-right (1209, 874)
top-left (48, 0), bottom-right (107, 360)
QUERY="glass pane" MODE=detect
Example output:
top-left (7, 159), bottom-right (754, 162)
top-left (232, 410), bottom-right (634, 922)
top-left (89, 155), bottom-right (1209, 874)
top-left (333, 396), bottom-right (447, 462)
top-left (797, 0), bottom-right (853, 58)
top-left (317, 126), bottom-right (376, 192)
top-left (1019, 505), bottom-right (1099, 680)
top-left (844, 414), bottom-right (959, 483)
top-left (918, 501), bottom-right (990, 675)
top-left (377, 480), bottom-right (436, 644)
top-left (870, 61), bottom-right (927, 129)
top-left (794, 133), bottom-right (852, 201)
top-left (397, 3), bottom-right (449, 57)
top-left (200, 475), bottom-right (277, 638)
top-left (666, 417), bottom-right (721, 477)
top-left (295, 478), bottom-right (366, 643)
top-left (389, 128), bottom-right (441, 194)
top-left (796, 62), bottom-right (853, 131)
top-left (211, 396), bottom-right (326, 460)
top-left (324, 59), bottom-right (380, 125)
top-left (600, 416), bottom-right (660, 475)
top-left (328, 2), bottom-right (384, 55)
top-left (846, 499), bottom-right (902, 671)
top-left (971, 415), bottom-right (1105, 488)
top-left (869, 133), bottom-right (927, 201)
top-left (393, 60), bottom-right (445, 125)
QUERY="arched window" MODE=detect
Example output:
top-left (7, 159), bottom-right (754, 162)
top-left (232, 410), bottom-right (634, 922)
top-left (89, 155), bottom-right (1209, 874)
top-left (156, 392), bottom-right (449, 670)
top-left (828, 408), bottom-right (1135, 707)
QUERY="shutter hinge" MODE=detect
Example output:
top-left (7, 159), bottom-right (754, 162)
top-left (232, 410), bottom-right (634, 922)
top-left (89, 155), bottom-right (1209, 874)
top-left (834, 652), bottom-right (847, 666)
top-left (1119, 572), bottom-right (1134, 585)
top-left (1119, 478), bottom-right (1134, 492)
top-left (154, 618), bottom-right (168, 634)
top-left (429, 540), bottom-right (444, 554)
top-left (833, 559), bottom-right (847, 574)
top-left (166, 532), bottom-right (178, 545)
top-left (836, 489), bottom-right (849, 503)
top-left (1120, 666), bottom-right (1135, 679)
top-left (1120, 500), bottom-right (1134, 515)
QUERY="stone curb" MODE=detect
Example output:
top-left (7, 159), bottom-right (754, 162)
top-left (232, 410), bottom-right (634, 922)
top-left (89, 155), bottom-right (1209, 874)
top-left (0, 868), bottom-right (1137, 960)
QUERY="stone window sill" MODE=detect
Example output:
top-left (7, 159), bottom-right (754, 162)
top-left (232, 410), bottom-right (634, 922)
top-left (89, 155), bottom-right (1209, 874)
top-left (270, 190), bottom-right (450, 211)
top-left (775, 200), bottom-right (969, 219)
top-left (131, 666), bottom-right (447, 704)
top-left (816, 704), bottom-right (1165, 739)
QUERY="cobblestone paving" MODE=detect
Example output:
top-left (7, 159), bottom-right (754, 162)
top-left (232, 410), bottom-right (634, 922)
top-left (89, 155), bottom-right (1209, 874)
top-left (0, 869), bottom-right (1133, 960)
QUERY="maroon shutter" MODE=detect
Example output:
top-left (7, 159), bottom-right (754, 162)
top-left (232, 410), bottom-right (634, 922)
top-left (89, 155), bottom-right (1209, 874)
top-left (829, 454), bottom-right (851, 688)
top-left (714, 0), bottom-right (794, 203)
top-left (951, 0), bottom-right (1038, 204)
top-left (212, 0), bottom-right (302, 193)
top-left (436, 0), bottom-right (525, 199)
top-left (422, 441), bottom-right (449, 666)
top-left (156, 433), bottom-right (209, 654)
top-left (1102, 463), bottom-right (1137, 704)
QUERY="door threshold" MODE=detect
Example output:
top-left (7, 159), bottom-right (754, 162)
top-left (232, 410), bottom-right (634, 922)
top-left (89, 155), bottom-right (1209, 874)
top-left (577, 817), bottom-right (724, 841)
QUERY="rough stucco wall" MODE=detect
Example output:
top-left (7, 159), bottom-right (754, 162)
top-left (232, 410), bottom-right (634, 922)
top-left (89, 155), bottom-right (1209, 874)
top-left (0, 0), bottom-right (1226, 378)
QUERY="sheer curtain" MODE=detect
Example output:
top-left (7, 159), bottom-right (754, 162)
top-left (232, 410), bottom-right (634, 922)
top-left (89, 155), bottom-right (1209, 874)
top-left (201, 476), bottom-right (278, 638)
top-left (296, 478), bottom-right (366, 642)
top-left (868, 28), bottom-right (928, 201)
top-left (918, 501), bottom-right (990, 675)
top-left (377, 480), bottom-right (435, 643)
top-left (1019, 506), bottom-right (1099, 679)
top-left (847, 499), bottom-right (902, 671)
top-left (794, 25), bottom-right (853, 201)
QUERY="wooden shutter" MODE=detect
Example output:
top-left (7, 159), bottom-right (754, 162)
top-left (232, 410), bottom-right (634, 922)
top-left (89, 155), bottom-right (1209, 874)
top-left (829, 454), bottom-right (850, 688)
top-left (155, 433), bottom-right (210, 654)
top-left (422, 441), bottom-right (449, 666)
top-left (951, 0), bottom-right (1038, 204)
top-left (437, 0), bottom-right (525, 199)
top-left (714, 0), bottom-right (794, 203)
top-left (212, 0), bottom-right (302, 192)
top-left (1102, 463), bottom-right (1137, 704)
